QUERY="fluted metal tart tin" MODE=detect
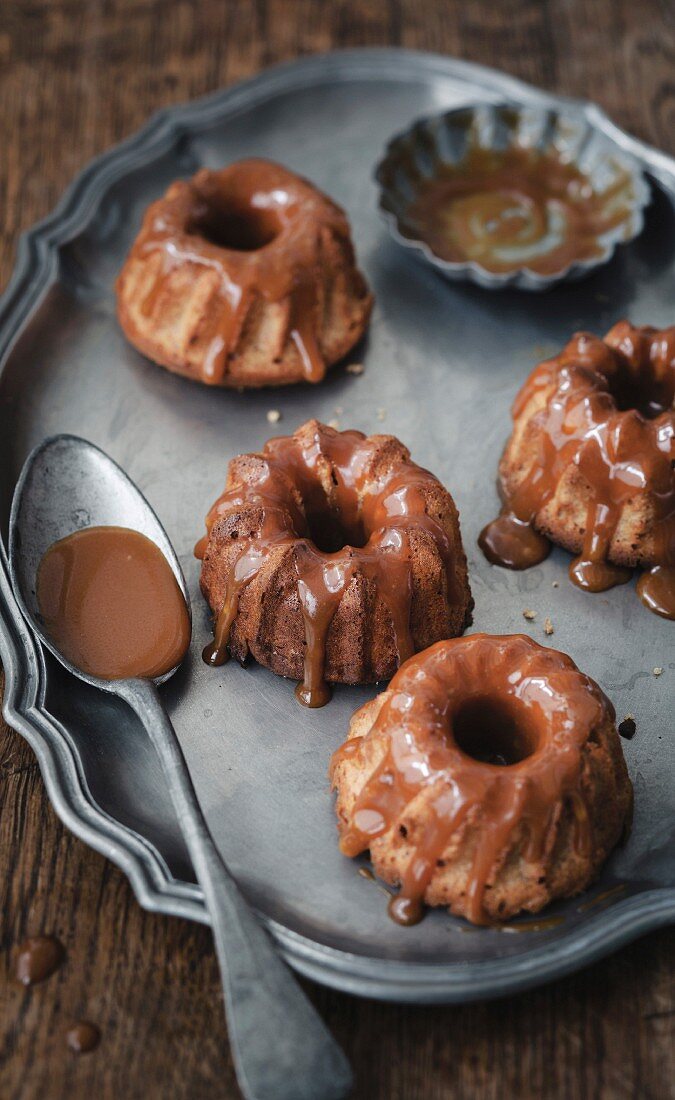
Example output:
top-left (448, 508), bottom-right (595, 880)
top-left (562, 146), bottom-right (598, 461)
top-left (376, 101), bottom-right (651, 290)
top-left (0, 50), bottom-right (673, 1004)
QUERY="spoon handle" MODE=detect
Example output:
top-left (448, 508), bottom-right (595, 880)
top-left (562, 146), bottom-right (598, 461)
top-left (116, 677), bottom-right (353, 1100)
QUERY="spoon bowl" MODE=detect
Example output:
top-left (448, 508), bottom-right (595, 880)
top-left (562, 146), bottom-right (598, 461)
top-left (9, 434), bottom-right (190, 688)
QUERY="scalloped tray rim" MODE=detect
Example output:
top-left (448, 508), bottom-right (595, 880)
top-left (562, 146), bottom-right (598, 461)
top-left (1, 48), bottom-right (674, 1004)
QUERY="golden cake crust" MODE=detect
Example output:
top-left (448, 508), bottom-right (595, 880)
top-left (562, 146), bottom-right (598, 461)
top-left (116, 160), bottom-right (373, 388)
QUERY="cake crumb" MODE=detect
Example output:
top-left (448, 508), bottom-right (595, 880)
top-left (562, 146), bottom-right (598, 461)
top-left (522, 609), bottom-right (536, 621)
top-left (377, 408), bottom-right (387, 421)
top-left (653, 667), bottom-right (663, 677)
top-left (266, 409), bottom-right (281, 424)
top-left (544, 616), bottom-right (554, 635)
top-left (327, 418), bottom-right (340, 430)
top-left (346, 362), bottom-right (364, 375)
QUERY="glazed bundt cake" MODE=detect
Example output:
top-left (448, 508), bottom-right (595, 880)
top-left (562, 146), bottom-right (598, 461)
top-left (479, 321), bottom-right (675, 619)
top-left (331, 634), bottom-right (633, 925)
top-left (116, 159), bottom-right (373, 387)
top-left (197, 419), bottom-right (473, 706)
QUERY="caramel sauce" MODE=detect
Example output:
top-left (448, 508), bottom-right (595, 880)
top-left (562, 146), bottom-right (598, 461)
top-left (358, 866), bottom-right (376, 881)
top-left (15, 935), bottom-right (65, 985)
top-left (618, 716), bottom-right (637, 740)
top-left (331, 634), bottom-right (615, 926)
top-left (400, 146), bottom-right (633, 275)
top-left (66, 1022), bottom-right (101, 1054)
top-left (125, 160), bottom-right (355, 385)
top-left (637, 565), bottom-right (675, 619)
top-left (37, 526), bottom-right (191, 680)
top-left (569, 557), bottom-right (632, 593)
top-left (479, 511), bottom-right (551, 570)
top-left (499, 915), bottom-right (565, 933)
top-left (458, 912), bottom-right (564, 933)
top-left (577, 882), bottom-right (628, 912)
top-left (358, 864), bottom-right (394, 901)
top-left (479, 323), bottom-right (675, 618)
top-left (388, 894), bottom-right (425, 927)
top-left (197, 422), bottom-right (463, 706)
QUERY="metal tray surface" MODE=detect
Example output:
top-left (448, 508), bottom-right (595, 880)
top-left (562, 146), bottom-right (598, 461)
top-left (0, 50), bottom-right (673, 1004)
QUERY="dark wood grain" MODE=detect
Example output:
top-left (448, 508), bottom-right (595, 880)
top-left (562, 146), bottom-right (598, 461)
top-left (1, 2), bottom-right (674, 1097)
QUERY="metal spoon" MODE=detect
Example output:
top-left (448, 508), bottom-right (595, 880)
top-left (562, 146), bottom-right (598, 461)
top-left (9, 434), bottom-right (352, 1100)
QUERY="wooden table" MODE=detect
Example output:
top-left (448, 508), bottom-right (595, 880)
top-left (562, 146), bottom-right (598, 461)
top-left (1, 3), bottom-right (673, 1097)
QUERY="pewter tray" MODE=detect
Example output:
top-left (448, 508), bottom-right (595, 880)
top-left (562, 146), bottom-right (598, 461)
top-left (0, 50), bottom-right (673, 1003)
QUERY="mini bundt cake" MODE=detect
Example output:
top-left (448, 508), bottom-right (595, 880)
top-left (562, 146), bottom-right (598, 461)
top-left (331, 633), bottom-right (633, 925)
top-left (479, 321), bottom-right (675, 619)
top-left (116, 159), bottom-right (373, 387)
top-left (197, 419), bottom-right (473, 706)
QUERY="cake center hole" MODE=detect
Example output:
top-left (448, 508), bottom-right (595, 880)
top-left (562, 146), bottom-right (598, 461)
top-left (194, 199), bottom-right (281, 252)
top-left (453, 696), bottom-right (537, 766)
top-left (305, 509), bottom-right (367, 554)
top-left (609, 366), bottom-right (675, 419)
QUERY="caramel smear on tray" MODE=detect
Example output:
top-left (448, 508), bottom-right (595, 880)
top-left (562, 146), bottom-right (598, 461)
top-left (37, 526), bottom-right (191, 680)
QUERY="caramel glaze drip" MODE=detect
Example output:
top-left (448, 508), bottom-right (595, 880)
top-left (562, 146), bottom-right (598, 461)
top-left (479, 322), bottom-right (675, 619)
top-left (330, 634), bottom-right (611, 926)
top-left (15, 935), bottom-right (65, 985)
top-left (636, 565), bottom-right (675, 621)
top-left (129, 160), bottom-right (355, 385)
top-left (197, 422), bottom-right (464, 707)
top-left (66, 1022), bottom-right (101, 1054)
top-left (399, 146), bottom-right (633, 276)
top-left (37, 526), bottom-right (191, 680)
